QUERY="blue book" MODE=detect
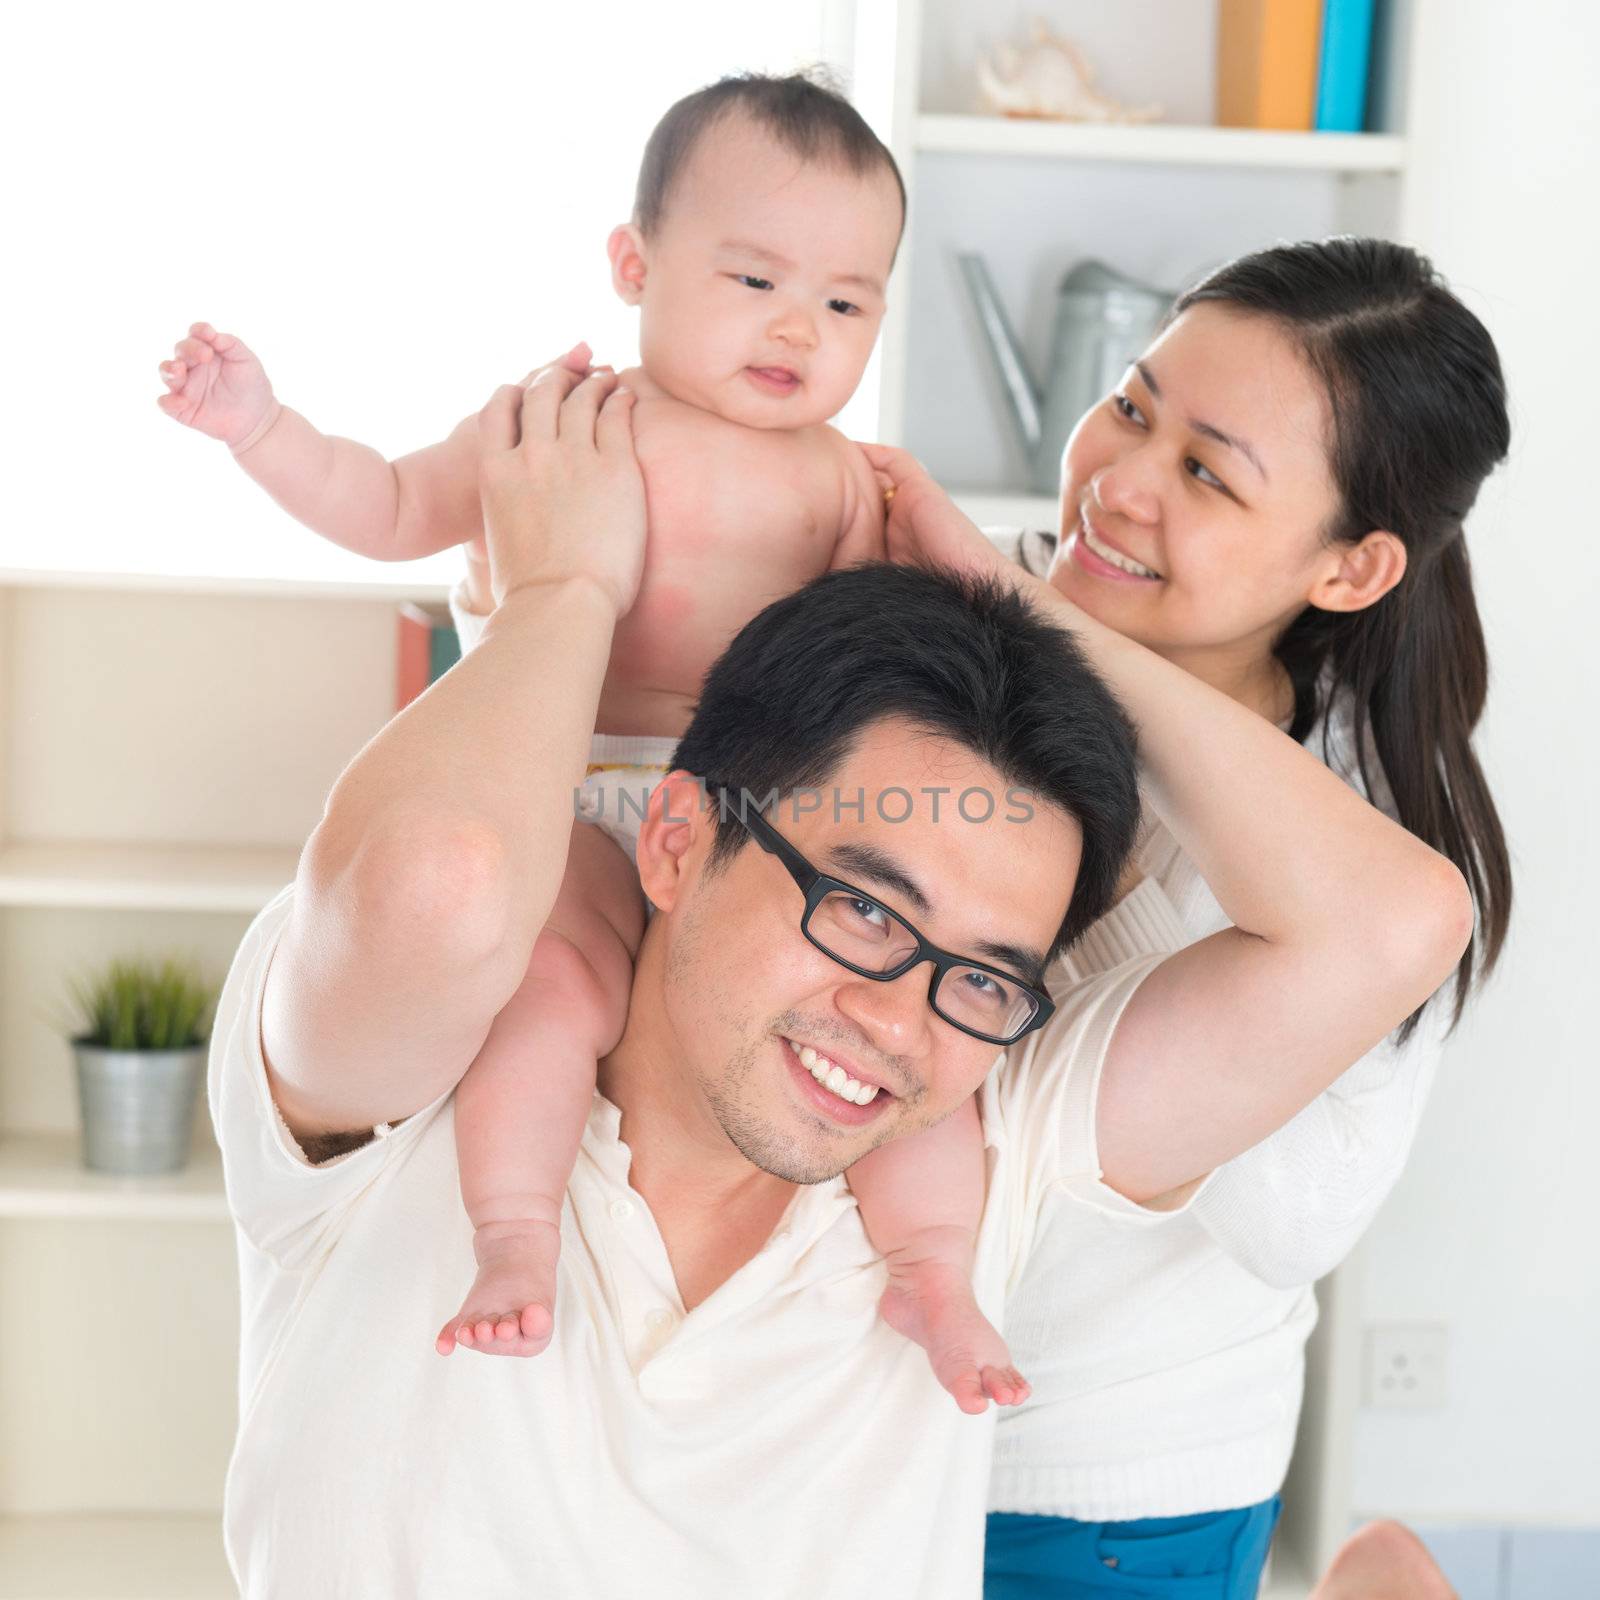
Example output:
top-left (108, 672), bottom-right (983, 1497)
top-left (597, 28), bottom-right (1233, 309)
top-left (1314, 0), bottom-right (1376, 132)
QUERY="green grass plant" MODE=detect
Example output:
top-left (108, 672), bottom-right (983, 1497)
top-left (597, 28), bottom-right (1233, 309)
top-left (69, 957), bottom-right (216, 1052)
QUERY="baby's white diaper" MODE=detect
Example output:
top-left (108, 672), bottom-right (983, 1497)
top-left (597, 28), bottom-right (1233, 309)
top-left (576, 733), bottom-right (679, 864)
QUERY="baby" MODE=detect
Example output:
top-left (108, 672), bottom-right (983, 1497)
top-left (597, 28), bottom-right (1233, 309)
top-left (159, 72), bottom-right (1027, 1415)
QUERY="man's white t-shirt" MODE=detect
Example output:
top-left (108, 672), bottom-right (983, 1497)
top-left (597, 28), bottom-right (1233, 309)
top-left (212, 885), bottom-right (1157, 1599)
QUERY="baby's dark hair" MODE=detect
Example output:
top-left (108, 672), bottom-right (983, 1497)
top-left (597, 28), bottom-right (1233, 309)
top-left (633, 69), bottom-right (906, 243)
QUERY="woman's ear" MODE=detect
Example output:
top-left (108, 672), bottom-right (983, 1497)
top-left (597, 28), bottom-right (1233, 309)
top-left (1308, 530), bottom-right (1409, 614)
top-left (607, 224), bottom-right (649, 306)
top-left (634, 771), bottom-right (711, 914)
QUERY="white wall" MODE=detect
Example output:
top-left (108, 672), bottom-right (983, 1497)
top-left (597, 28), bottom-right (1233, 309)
top-left (1352, 0), bottom-right (1600, 1523)
top-left (0, 1), bottom-right (838, 586)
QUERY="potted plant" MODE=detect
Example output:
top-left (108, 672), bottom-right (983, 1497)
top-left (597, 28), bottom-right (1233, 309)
top-left (66, 956), bottom-right (218, 1175)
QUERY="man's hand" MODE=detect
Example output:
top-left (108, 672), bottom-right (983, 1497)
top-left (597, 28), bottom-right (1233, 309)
top-left (477, 365), bottom-right (644, 615)
top-left (859, 442), bottom-right (1026, 590)
top-left (157, 322), bottom-right (280, 451)
top-left (463, 343), bottom-right (598, 602)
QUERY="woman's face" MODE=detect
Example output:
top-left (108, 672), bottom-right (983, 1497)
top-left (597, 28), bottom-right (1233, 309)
top-left (1050, 303), bottom-right (1345, 677)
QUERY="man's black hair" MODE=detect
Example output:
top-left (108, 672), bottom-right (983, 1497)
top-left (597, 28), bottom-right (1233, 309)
top-left (633, 69), bottom-right (906, 241)
top-left (671, 563), bottom-right (1139, 957)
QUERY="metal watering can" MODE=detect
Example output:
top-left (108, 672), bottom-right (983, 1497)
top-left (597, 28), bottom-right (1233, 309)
top-left (958, 255), bottom-right (1176, 495)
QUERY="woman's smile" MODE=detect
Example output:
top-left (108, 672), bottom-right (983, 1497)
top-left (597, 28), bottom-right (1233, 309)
top-left (1071, 507), bottom-right (1164, 582)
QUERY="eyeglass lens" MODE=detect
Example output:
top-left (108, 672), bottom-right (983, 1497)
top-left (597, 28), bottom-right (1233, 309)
top-left (806, 889), bottom-right (1037, 1041)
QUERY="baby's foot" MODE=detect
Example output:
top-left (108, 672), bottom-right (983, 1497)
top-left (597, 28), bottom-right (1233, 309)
top-left (879, 1254), bottom-right (1029, 1415)
top-left (435, 1219), bottom-right (561, 1358)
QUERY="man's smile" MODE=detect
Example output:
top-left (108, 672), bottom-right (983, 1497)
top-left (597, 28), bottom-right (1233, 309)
top-left (780, 1035), bottom-right (895, 1126)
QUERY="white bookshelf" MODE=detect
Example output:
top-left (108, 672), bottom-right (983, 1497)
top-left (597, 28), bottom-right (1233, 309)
top-left (0, 1133), bottom-right (226, 1223)
top-left (916, 113), bottom-right (1406, 171)
top-left (0, 844), bottom-right (300, 914)
top-left (0, 577), bottom-right (376, 1585)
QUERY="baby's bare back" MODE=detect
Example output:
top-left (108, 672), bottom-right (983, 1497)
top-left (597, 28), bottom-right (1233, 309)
top-left (596, 387), bottom-right (866, 738)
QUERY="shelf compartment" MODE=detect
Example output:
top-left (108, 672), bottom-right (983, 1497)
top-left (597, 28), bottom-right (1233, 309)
top-left (0, 843), bottom-right (298, 913)
top-left (917, 114), bottom-right (1406, 172)
top-left (0, 1512), bottom-right (230, 1599)
top-left (0, 1132), bottom-right (226, 1222)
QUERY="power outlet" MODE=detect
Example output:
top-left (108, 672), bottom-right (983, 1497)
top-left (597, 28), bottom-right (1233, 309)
top-left (1364, 1322), bottom-right (1449, 1410)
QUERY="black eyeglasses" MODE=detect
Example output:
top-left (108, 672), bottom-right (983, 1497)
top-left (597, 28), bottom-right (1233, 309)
top-left (705, 784), bottom-right (1056, 1046)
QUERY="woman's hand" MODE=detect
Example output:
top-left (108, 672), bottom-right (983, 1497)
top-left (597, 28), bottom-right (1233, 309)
top-left (476, 363), bottom-right (644, 616)
top-left (858, 442), bottom-right (1023, 590)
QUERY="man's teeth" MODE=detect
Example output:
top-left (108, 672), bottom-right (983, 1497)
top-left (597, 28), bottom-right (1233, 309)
top-left (793, 1042), bottom-right (880, 1106)
top-left (1083, 522), bottom-right (1161, 579)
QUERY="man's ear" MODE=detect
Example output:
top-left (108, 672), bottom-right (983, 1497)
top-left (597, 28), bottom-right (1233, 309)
top-left (607, 223), bottom-right (649, 307)
top-left (634, 770), bottom-right (712, 914)
top-left (1307, 529), bottom-right (1408, 614)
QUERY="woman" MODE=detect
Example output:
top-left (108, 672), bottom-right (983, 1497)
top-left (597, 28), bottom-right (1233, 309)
top-left (868, 237), bottom-right (1511, 1599)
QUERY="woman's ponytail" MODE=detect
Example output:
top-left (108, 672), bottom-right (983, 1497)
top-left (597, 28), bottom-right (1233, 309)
top-left (1180, 239), bottom-right (1513, 1037)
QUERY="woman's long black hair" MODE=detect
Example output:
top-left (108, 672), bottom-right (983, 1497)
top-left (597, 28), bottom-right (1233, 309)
top-left (1177, 238), bottom-right (1512, 1038)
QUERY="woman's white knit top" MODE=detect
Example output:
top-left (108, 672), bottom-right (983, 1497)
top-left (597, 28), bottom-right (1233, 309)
top-left (988, 530), bottom-right (1448, 1520)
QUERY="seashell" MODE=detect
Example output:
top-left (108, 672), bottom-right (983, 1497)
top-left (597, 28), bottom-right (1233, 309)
top-left (976, 19), bottom-right (1162, 124)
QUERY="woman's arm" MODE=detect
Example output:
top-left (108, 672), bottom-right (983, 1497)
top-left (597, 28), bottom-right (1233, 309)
top-left (863, 445), bottom-right (1472, 1206)
top-left (1059, 828), bottom-right (1450, 1283)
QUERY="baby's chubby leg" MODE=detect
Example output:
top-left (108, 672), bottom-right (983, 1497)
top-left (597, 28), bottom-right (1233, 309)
top-left (847, 1097), bottom-right (1029, 1414)
top-left (435, 820), bottom-right (645, 1357)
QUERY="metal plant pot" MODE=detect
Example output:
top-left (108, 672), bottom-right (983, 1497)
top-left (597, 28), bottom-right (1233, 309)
top-left (72, 1040), bottom-right (205, 1175)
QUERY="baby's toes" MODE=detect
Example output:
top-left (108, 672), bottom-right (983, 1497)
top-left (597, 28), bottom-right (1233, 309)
top-left (981, 1365), bottom-right (1031, 1407)
top-left (493, 1313), bottom-right (522, 1342)
top-left (947, 1370), bottom-right (988, 1416)
top-left (519, 1303), bottom-right (554, 1343)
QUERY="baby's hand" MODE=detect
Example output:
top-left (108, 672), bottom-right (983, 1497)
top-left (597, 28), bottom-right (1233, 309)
top-left (156, 323), bottom-right (278, 449)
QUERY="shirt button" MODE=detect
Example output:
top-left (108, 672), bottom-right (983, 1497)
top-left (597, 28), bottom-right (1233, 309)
top-left (646, 1308), bottom-right (675, 1334)
top-left (609, 1199), bottom-right (634, 1221)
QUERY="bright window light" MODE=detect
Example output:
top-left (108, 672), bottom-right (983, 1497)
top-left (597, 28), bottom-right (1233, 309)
top-left (2, 1), bottom-right (857, 587)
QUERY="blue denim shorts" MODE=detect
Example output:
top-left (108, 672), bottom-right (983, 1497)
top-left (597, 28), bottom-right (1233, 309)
top-left (984, 1498), bottom-right (1282, 1599)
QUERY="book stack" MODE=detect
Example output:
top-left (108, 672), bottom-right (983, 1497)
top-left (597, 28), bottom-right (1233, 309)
top-left (395, 602), bottom-right (462, 712)
top-left (1216, 0), bottom-right (1378, 133)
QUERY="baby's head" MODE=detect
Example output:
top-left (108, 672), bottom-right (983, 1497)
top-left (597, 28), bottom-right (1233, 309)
top-left (608, 72), bottom-right (906, 430)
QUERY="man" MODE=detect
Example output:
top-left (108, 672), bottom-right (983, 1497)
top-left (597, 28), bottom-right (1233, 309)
top-left (211, 366), bottom-right (1467, 1596)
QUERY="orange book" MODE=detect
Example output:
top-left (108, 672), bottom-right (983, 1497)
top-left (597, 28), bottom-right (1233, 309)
top-left (1216, 0), bottom-right (1324, 131)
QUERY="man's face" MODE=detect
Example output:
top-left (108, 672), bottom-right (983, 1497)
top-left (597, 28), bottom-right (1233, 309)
top-left (645, 718), bottom-right (1081, 1183)
top-left (619, 115), bottom-right (902, 430)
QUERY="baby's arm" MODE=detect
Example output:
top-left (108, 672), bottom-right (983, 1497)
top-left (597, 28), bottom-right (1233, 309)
top-left (827, 433), bottom-right (888, 571)
top-left (158, 321), bottom-right (482, 563)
